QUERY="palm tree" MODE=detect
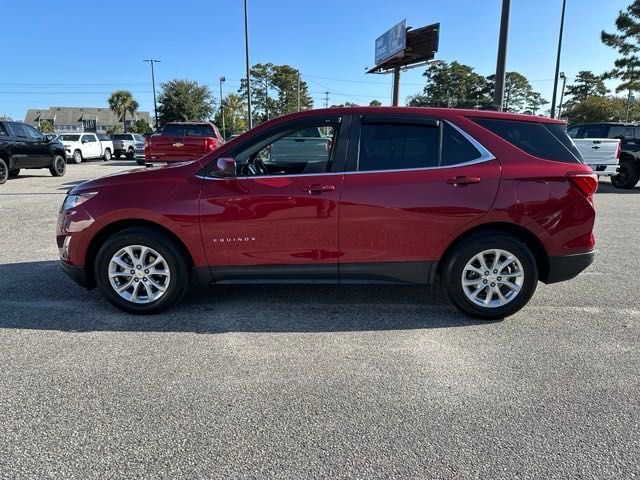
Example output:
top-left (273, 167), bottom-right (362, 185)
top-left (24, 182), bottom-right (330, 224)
top-left (108, 90), bottom-right (139, 133)
top-left (224, 93), bottom-right (246, 134)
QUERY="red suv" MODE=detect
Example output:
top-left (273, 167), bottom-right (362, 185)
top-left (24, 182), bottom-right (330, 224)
top-left (57, 107), bottom-right (596, 319)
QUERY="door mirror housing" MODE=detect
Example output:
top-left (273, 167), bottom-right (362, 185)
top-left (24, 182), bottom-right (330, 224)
top-left (212, 157), bottom-right (236, 178)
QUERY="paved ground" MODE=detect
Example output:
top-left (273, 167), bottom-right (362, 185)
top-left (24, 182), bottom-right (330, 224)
top-left (0, 162), bottom-right (638, 479)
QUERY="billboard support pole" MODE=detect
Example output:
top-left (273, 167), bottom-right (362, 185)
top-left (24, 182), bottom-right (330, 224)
top-left (392, 67), bottom-right (401, 106)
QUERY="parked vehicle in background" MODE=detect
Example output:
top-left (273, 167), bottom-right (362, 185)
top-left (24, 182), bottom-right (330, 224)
top-left (111, 133), bottom-right (145, 164)
top-left (569, 136), bottom-right (620, 178)
top-left (60, 133), bottom-right (113, 163)
top-left (57, 107), bottom-right (596, 319)
top-left (568, 122), bottom-right (640, 188)
top-left (144, 122), bottom-right (224, 163)
top-left (264, 126), bottom-right (332, 174)
top-left (0, 120), bottom-right (66, 184)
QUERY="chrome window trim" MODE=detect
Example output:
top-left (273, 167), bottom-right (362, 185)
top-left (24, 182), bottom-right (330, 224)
top-left (197, 120), bottom-right (496, 181)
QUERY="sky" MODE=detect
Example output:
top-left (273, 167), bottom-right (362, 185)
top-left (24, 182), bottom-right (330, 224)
top-left (0, 0), bottom-right (632, 120)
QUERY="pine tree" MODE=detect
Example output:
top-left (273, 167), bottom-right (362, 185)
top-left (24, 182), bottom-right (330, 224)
top-left (602, 2), bottom-right (640, 96)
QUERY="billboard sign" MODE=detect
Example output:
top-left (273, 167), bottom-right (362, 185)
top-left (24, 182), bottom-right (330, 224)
top-left (375, 20), bottom-right (407, 66)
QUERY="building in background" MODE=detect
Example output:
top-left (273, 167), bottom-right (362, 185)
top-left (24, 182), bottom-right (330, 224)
top-left (24, 107), bottom-right (151, 133)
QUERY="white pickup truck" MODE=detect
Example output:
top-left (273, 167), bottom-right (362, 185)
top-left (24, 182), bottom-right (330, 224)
top-left (59, 133), bottom-right (113, 163)
top-left (567, 128), bottom-right (620, 178)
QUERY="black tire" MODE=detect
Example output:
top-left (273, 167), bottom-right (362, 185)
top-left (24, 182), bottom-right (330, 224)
top-left (95, 227), bottom-right (191, 314)
top-left (136, 158), bottom-right (146, 166)
top-left (103, 148), bottom-right (112, 161)
top-left (126, 148), bottom-right (135, 160)
top-left (0, 158), bottom-right (7, 185)
top-left (49, 154), bottom-right (66, 177)
top-left (9, 168), bottom-right (20, 178)
top-left (442, 232), bottom-right (538, 320)
top-left (114, 152), bottom-right (122, 159)
top-left (611, 160), bottom-right (640, 189)
top-left (71, 149), bottom-right (83, 164)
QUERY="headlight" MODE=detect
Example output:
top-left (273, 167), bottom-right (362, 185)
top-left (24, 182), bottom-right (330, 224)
top-left (61, 192), bottom-right (97, 212)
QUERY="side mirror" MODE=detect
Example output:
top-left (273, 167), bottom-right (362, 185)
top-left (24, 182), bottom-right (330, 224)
top-left (212, 157), bottom-right (236, 178)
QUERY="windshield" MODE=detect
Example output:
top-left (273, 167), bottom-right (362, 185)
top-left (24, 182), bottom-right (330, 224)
top-left (60, 134), bottom-right (80, 141)
top-left (112, 134), bottom-right (131, 140)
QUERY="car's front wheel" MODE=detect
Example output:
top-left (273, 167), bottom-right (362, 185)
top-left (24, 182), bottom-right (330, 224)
top-left (72, 150), bottom-right (83, 164)
top-left (49, 154), bottom-right (66, 177)
top-left (103, 148), bottom-right (112, 161)
top-left (0, 158), bottom-right (8, 184)
top-left (126, 148), bottom-right (135, 160)
top-left (442, 233), bottom-right (538, 320)
top-left (95, 228), bottom-right (190, 314)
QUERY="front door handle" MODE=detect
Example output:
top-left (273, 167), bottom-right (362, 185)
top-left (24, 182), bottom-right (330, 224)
top-left (591, 145), bottom-right (601, 149)
top-left (304, 184), bottom-right (336, 194)
top-left (447, 176), bottom-right (481, 186)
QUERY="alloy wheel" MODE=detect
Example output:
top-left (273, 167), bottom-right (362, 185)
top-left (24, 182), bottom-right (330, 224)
top-left (461, 249), bottom-right (524, 308)
top-left (108, 245), bottom-right (171, 304)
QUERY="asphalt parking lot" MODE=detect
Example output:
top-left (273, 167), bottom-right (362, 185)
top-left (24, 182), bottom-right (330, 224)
top-left (0, 162), bottom-right (638, 479)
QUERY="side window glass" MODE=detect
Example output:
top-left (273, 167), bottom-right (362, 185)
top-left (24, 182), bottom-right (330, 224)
top-left (235, 124), bottom-right (338, 176)
top-left (567, 127), bottom-right (579, 139)
top-left (440, 123), bottom-right (482, 166)
top-left (0, 123), bottom-right (10, 136)
top-left (358, 123), bottom-right (439, 171)
top-left (10, 123), bottom-right (28, 138)
top-left (23, 125), bottom-right (45, 140)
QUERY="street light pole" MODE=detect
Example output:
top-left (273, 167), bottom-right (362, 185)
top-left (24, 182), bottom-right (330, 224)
top-left (550, 0), bottom-right (567, 119)
top-left (243, 0), bottom-right (252, 129)
top-left (494, 0), bottom-right (511, 110)
top-left (297, 71), bottom-right (301, 112)
top-left (557, 72), bottom-right (567, 118)
top-left (143, 59), bottom-right (160, 130)
top-left (219, 76), bottom-right (226, 140)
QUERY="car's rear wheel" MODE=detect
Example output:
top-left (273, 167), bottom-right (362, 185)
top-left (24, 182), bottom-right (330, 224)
top-left (442, 233), bottom-right (538, 320)
top-left (95, 228), bottom-right (190, 314)
top-left (126, 148), bottom-right (135, 160)
top-left (611, 160), bottom-right (640, 189)
top-left (136, 158), bottom-right (146, 166)
top-left (0, 158), bottom-right (8, 184)
top-left (49, 154), bottom-right (66, 177)
top-left (72, 150), bottom-right (83, 164)
top-left (9, 169), bottom-right (20, 178)
top-left (103, 148), bottom-right (112, 161)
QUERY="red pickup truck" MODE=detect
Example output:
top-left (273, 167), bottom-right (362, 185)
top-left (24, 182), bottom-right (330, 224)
top-left (144, 122), bottom-right (224, 162)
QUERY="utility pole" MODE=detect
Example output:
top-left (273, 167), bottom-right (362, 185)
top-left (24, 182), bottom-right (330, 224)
top-left (550, 0), bottom-right (567, 118)
top-left (243, 0), bottom-right (252, 129)
top-left (264, 77), bottom-right (269, 120)
top-left (219, 76), bottom-right (226, 140)
top-left (297, 71), bottom-right (301, 111)
top-left (324, 91), bottom-right (330, 108)
top-left (494, 0), bottom-right (511, 110)
top-left (143, 59), bottom-right (160, 130)
top-left (557, 72), bottom-right (567, 119)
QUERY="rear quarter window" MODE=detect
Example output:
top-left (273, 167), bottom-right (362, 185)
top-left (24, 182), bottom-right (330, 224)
top-left (472, 118), bottom-right (583, 164)
top-left (0, 123), bottom-right (9, 136)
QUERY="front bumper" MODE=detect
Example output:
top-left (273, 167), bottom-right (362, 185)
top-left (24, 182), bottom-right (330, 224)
top-left (60, 260), bottom-right (91, 288)
top-left (544, 251), bottom-right (595, 284)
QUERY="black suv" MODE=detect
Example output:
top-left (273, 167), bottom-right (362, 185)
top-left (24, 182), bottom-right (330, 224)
top-left (0, 121), bottom-right (67, 184)
top-left (568, 122), bottom-right (640, 189)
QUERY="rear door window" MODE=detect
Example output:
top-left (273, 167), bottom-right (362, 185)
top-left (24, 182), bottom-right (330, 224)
top-left (473, 118), bottom-right (583, 164)
top-left (162, 124), bottom-right (215, 137)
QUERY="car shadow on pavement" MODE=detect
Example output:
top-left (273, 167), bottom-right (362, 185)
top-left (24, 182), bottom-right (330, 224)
top-left (0, 261), bottom-right (488, 333)
top-left (596, 183), bottom-right (640, 194)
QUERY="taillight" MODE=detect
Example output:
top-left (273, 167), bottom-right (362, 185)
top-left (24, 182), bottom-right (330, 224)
top-left (206, 138), bottom-right (218, 151)
top-left (615, 141), bottom-right (621, 160)
top-left (567, 172), bottom-right (598, 196)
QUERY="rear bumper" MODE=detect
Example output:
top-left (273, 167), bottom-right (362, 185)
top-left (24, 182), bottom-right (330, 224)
top-left (590, 164), bottom-right (619, 177)
top-left (60, 261), bottom-right (91, 288)
top-left (544, 251), bottom-right (595, 284)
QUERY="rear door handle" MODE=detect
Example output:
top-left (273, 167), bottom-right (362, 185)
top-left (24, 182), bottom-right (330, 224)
top-left (304, 184), bottom-right (336, 194)
top-left (447, 176), bottom-right (481, 186)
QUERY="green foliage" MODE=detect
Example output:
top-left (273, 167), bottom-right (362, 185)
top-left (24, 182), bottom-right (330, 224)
top-left (565, 71), bottom-right (609, 102)
top-left (107, 124), bottom-right (123, 135)
top-left (214, 93), bottom-right (247, 138)
top-left (108, 90), bottom-right (139, 133)
top-left (38, 119), bottom-right (54, 133)
top-left (157, 79), bottom-right (215, 126)
top-left (524, 91), bottom-right (549, 115)
top-left (486, 72), bottom-right (546, 112)
top-left (602, 1), bottom-right (640, 93)
top-left (238, 64), bottom-right (313, 125)
top-left (417, 61), bottom-right (492, 108)
top-left (128, 118), bottom-right (153, 134)
top-left (564, 95), bottom-right (640, 124)
top-left (369, 99), bottom-right (382, 106)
